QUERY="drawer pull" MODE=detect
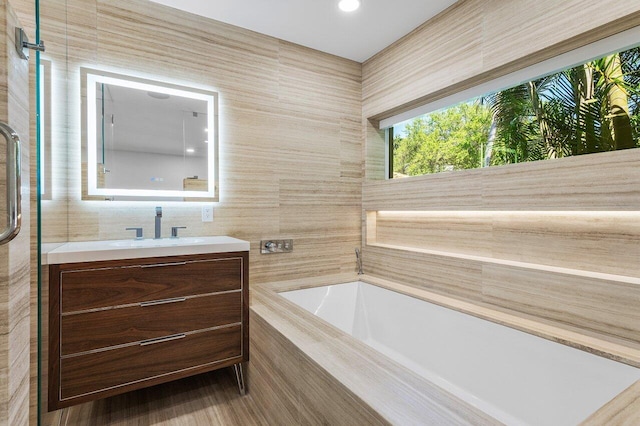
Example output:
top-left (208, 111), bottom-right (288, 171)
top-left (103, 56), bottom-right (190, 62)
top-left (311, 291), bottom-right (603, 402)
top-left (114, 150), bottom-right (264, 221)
top-left (139, 297), bottom-right (187, 307)
top-left (139, 333), bottom-right (186, 346)
top-left (140, 261), bottom-right (187, 269)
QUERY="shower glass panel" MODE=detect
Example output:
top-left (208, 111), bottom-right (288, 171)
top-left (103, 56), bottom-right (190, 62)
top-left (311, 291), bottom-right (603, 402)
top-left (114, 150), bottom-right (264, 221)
top-left (36, 0), bottom-right (67, 423)
top-left (35, 0), bottom-right (42, 423)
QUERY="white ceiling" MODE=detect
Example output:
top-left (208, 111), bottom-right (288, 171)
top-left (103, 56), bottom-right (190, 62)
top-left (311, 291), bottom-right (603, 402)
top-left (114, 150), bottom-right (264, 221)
top-left (148, 0), bottom-right (458, 62)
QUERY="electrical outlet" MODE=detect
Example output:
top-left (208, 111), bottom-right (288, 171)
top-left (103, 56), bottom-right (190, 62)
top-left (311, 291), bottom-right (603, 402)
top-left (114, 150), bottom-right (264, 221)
top-left (201, 206), bottom-right (214, 222)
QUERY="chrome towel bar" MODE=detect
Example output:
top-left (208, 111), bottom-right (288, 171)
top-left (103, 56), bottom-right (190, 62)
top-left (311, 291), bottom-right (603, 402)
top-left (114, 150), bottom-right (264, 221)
top-left (0, 122), bottom-right (21, 245)
top-left (15, 28), bottom-right (45, 61)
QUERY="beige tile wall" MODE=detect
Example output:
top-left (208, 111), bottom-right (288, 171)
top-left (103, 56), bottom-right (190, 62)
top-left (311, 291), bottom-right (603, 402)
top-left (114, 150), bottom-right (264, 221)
top-left (363, 0), bottom-right (640, 121)
top-left (374, 209), bottom-right (640, 276)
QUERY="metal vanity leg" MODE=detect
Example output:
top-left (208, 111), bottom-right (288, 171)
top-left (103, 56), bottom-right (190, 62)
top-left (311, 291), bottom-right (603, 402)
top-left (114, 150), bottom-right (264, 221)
top-left (233, 363), bottom-right (246, 396)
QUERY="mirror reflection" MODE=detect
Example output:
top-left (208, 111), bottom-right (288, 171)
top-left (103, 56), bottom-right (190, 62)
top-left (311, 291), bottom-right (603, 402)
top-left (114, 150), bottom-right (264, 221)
top-left (82, 69), bottom-right (218, 201)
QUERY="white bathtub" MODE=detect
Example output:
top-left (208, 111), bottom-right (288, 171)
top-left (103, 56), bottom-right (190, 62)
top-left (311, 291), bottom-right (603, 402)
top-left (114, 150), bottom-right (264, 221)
top-left (281, 281), bottom-right (640, 426)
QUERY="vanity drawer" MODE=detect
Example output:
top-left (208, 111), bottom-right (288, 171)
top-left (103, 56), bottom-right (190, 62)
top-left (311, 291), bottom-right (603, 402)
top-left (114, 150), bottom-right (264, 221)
top-left (60, 291), bottom-right (241, 355)
top-left (59, 324), bottom-right (242, 402)
top-left (59, 256), bottom-right (243, 313)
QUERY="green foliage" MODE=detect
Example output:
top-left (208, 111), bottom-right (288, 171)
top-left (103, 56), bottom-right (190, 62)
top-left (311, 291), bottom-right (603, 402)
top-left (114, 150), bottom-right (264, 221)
top-left (485, 84), bottom-right (540, 165)
top-left (393, 46), bottom-right (640, 177)
top-left (393, 101), bottom-right (492, 176)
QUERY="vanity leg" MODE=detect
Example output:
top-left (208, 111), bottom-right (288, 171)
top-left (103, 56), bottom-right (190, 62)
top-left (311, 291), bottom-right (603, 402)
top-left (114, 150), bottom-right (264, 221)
top-left (233, 363), bottom-right (246, 396)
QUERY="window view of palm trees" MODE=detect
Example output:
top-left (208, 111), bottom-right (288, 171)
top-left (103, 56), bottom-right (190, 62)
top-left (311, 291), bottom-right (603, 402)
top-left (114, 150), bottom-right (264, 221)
top-left (391, 46), bottom-right (640, 178)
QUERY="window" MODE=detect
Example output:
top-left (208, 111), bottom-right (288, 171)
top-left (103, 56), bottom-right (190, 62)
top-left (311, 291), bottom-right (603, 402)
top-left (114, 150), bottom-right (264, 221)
top-left (388, 44), bottom-right (640, 178)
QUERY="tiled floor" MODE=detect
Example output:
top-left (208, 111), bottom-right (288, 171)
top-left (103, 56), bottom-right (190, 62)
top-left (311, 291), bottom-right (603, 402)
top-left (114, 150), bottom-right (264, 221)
top-left (47, 368), bottom-right (269, 426)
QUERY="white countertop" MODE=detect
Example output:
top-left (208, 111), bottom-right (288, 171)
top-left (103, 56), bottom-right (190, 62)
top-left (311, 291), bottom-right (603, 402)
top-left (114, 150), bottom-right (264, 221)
top-left (43, 236), bottom-right (250, 264)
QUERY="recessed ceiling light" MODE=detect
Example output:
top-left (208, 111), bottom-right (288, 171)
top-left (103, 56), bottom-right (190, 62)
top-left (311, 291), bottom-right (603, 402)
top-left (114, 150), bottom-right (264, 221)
top-left (186, 148), bottom-right (195, 154)
top-left (338, 0), bottom-right (360, 12)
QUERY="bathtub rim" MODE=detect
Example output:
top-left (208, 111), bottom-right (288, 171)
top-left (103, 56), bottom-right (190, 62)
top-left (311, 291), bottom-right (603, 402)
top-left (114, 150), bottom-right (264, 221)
top-left (273, 274), bottom-right (640, 370)
top-left (251, 272), bottom-right (640, 424)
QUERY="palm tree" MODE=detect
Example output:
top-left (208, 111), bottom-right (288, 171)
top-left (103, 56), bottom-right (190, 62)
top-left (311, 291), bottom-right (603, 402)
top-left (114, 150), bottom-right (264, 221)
top-left (483, 85), bottom-right (538, 166)
top-left (594, 53), bottom-right (634, 149)
top-left (485, 46), bottom-right (640, 163)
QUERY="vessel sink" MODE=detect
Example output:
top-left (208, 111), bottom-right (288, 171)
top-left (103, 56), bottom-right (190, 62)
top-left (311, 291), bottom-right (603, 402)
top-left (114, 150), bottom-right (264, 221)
top-left (44, 236), bottom-right (250, 264)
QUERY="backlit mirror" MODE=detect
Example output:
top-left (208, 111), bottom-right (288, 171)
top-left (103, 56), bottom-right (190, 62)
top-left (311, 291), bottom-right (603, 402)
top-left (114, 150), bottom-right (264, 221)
top-left (81, 68), bottom-right (218, 201)
top-left (40, 59), bottom-right (52, 200)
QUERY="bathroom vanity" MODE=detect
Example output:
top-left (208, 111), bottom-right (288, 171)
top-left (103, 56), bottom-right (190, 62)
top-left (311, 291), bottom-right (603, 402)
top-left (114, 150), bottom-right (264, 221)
top-left (45, 237), bottom-right (249, 410)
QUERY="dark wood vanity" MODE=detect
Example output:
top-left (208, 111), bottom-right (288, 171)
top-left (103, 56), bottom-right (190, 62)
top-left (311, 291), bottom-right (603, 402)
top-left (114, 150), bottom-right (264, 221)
top-left (48, 250), bottom-right (249, 410)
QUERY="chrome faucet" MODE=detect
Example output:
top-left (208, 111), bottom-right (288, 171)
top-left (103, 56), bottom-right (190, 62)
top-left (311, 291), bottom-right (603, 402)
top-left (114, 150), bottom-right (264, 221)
top-left (154, 206), bottom-right (162, 239)
top-left (171, 226), bottom-right (186, 238)
top-left (125, 227), bottom-right (143, 240)
top-left (355, 248), bottom-right (363, 275)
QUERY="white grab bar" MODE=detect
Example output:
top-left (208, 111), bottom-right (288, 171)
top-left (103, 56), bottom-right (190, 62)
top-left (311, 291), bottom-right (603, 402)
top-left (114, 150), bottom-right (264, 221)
top-left (0, 122), bottom-right (21, 245)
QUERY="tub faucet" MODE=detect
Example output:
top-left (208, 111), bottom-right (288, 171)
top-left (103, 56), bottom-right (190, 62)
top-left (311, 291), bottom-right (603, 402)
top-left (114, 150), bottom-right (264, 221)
top-left (154, 206), bottom-right (162, 239)
top-left (125, 227), bottom-right (143, 240)
top-left (355, 248), bottom-right (363, 275)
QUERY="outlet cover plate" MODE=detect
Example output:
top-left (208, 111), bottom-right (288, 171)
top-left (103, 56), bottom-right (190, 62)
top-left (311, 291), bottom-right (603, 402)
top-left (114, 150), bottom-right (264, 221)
top-left (202, 206), bottom-right (213, 222)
